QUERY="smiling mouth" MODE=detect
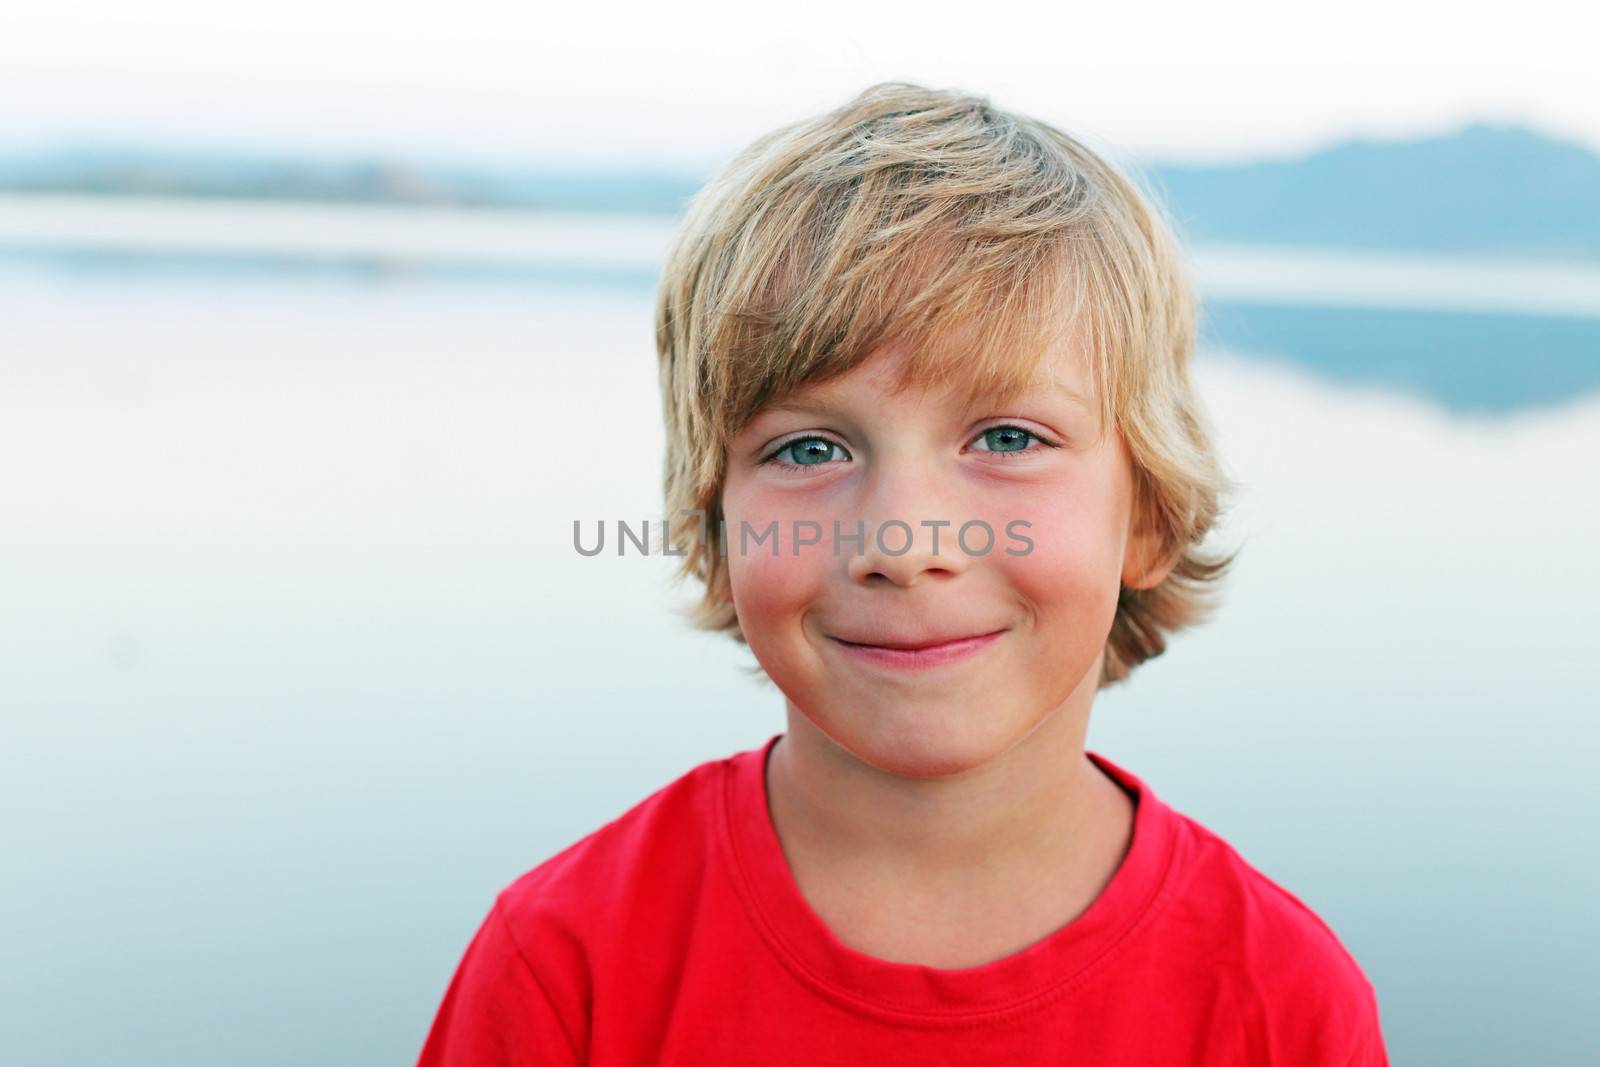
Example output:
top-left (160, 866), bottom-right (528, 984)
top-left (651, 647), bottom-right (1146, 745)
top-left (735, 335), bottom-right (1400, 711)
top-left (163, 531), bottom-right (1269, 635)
top-left (832, 630), bottom-right (1005, 652)
top-left (828, 629), bottom-right (1007, 670)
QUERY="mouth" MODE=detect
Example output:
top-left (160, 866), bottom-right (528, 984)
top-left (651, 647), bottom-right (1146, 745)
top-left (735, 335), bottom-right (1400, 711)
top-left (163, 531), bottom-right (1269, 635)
top-left (828, 629), bottom-right (1007, 671)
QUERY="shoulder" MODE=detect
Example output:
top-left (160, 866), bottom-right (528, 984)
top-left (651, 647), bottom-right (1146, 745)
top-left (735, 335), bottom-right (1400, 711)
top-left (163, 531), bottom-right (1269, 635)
top-left (1160, 806), bottom-right (1384, 1048)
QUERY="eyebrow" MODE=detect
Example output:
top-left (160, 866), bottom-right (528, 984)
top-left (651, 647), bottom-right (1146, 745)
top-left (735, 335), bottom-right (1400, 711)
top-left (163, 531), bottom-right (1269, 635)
top-left (757, 376), bottom-right (1089, 422)
top-left (764, 395), bottom-right (845, 416)
top-left (777, 377), bottom-right (1088, 406)
top-left (976, 378), bottom-right (1092, 411)
top-left (1044, 379), bottom-right (1090, 407)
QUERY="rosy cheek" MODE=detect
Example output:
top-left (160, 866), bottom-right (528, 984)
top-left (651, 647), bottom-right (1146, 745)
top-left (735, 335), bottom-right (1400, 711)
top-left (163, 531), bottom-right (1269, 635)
top-left (724, 477), bottom-right (836, 589)
top-left (726, 523), bottom-right (827, 623)
top-left (998, 496), bottom-right (1121, 613)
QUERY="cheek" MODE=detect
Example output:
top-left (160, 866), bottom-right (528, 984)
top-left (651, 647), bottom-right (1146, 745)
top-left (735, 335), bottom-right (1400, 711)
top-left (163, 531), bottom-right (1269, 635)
top-left (724, 529), bottom-right (838, 692)
top-left (721, 482), bottom-right (836, 644)
top-left (728, 545), bottom-right (818, 626)
top-left (998, 490), bottom-right (1125, 632)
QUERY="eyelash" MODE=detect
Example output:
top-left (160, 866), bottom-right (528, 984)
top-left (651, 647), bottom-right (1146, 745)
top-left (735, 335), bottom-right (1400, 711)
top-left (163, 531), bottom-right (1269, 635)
top-left (760, 425), bottom-right (1060, 473)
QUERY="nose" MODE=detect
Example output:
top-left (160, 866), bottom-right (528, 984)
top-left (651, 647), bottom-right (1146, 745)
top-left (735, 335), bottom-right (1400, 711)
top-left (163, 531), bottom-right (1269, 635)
top-left (845, 460), bottom-right (974, 588)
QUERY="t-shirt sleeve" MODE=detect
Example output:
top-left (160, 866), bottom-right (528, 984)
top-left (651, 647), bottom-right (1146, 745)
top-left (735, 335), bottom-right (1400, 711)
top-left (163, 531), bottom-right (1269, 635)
top-left (416, 897), bottom-right (583, 1067)
top-left (1342, 983), bottom-right (1391, 1067)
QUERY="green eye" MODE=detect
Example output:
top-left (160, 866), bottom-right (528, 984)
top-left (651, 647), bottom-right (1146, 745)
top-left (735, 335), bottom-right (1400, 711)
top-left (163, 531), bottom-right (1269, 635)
top-left (969, 424), bottom-right (1060, 458)
top-left (978, 427), bottom-right (1034, 452)
top-left (769, 437), bottom-right (847, 468)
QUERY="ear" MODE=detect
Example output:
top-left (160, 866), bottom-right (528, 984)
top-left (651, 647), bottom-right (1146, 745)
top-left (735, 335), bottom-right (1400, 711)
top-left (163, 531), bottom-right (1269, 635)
top-left (713, 551), bottom-right (738, 606)
top-left (1121, 504), bottom-right (1179, 592)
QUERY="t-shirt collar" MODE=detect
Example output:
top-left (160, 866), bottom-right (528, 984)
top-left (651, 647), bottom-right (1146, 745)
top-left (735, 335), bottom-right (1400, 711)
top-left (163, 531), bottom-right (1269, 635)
top-left (718, 732), bottom-right (1180, 1023)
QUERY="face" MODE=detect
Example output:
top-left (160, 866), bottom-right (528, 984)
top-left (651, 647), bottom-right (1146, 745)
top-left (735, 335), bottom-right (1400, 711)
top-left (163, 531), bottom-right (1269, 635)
top-left (719, 336), bottom-right (1167, 779)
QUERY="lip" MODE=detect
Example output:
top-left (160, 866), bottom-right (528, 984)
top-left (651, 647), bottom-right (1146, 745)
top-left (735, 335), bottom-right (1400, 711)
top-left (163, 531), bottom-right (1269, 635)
top-left (828, 629), bottom-right (1006, 672)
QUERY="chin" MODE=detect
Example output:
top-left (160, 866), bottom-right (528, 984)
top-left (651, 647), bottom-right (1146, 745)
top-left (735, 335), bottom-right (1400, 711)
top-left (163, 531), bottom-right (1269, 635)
top-left (811, 697), bottom-right (1039, 780)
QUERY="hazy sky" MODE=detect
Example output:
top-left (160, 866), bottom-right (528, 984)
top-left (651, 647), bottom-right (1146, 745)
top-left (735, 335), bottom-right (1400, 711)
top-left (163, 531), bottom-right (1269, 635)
top-left (1, 0), bottom-right (1593, 169)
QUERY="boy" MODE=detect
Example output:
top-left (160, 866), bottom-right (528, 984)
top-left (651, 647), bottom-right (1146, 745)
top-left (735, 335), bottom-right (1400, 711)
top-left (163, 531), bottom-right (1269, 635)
top-left (417, 83), bottom-right (1388, 1064)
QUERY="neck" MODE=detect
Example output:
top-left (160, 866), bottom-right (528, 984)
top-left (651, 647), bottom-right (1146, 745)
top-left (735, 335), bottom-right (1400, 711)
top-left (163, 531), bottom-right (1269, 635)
top-left (767, 676), bottom-right (1132, 903)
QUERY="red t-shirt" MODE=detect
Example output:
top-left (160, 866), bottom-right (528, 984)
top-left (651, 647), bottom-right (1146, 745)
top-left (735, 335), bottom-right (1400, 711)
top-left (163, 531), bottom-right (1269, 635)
top-left (418, 734), bottom-right (1388, 1065)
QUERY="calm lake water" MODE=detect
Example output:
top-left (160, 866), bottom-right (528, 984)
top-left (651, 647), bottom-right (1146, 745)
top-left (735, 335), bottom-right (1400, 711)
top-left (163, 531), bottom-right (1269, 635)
top-left (1, 248), bottom-right (1597, 1065)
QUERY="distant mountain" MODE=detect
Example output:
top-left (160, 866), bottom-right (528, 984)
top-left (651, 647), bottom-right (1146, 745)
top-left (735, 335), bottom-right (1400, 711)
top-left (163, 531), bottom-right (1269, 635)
top-left (2, 123), bottom-right (1597, 259)
top-left (1147, 123), bottom-right (1600, 261)
top-left (0, 146), bottom-right (705, 215)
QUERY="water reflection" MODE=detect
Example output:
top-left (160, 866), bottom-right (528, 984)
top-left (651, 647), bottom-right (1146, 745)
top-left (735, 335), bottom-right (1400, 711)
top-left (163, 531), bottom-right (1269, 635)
top-left (9, 243), bottom-right (1597, 418)
top-left (1204, 300), bottom-right (1600, 414)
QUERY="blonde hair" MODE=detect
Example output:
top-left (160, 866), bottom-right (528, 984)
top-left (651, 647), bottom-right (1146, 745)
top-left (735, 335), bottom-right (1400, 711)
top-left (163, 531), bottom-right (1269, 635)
top-left (655, 82), bottom-right (1237, 688)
